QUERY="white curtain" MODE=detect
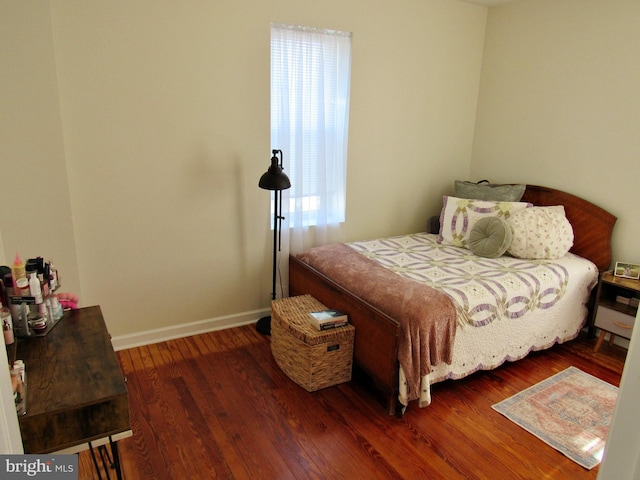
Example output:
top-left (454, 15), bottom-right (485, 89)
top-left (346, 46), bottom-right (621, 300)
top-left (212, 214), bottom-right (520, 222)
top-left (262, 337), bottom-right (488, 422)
top-left (271, 23), bottom-right (352, 296)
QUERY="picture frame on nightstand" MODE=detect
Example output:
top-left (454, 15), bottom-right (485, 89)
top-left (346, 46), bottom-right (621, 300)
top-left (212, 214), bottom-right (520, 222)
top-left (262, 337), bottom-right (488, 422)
top-left (614, 261), bottom-right (640, 280)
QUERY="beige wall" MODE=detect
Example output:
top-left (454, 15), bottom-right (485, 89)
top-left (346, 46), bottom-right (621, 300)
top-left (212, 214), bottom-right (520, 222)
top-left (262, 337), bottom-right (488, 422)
top-left (5, 0), bottom-right (636, 339)
top-left (0, 1), bottom-right (81, 295)
top-left (471, 0), bottom-right (640, 264)
top-left (1, 0), bottom-right (486, 336)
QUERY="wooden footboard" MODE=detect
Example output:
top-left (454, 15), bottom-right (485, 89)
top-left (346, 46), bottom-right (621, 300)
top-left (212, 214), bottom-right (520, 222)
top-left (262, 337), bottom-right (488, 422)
top-left (289, 255), bottom-right (401, 415)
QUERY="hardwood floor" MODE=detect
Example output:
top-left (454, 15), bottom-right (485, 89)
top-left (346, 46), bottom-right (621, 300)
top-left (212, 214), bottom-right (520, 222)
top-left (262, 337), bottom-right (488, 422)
top-left (78, 326), bottom-right (627, 479)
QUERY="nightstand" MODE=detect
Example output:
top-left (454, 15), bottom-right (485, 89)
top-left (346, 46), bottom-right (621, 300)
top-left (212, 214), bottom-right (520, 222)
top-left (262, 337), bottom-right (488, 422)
top-left (593, 271), bottom-right (640, 352)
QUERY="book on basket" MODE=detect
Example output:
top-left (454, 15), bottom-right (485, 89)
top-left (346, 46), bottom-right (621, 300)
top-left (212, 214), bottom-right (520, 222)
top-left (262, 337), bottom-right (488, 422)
top-left (309, 309), bottom-right (348, 331)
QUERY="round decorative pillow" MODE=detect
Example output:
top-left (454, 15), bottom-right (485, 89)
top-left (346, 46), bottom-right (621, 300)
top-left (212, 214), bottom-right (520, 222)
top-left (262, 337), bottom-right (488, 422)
top-left (468, 216), bottom-right (513, 258)
top-left (506, 206), bottom-right (574, 259)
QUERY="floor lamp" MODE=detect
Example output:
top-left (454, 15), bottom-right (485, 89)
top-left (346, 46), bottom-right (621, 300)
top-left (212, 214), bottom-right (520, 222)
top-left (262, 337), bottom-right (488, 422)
top-left (256, 149), bottom-right (291, 335)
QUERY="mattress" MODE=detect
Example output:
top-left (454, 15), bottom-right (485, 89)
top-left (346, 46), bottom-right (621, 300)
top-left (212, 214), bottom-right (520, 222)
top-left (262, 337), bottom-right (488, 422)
top-left (347, 233), bottom-right (599, 408)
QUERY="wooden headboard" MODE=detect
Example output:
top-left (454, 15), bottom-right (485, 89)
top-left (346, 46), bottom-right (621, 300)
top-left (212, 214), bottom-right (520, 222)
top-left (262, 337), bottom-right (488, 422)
top-left (521, 185), bottom-right (616, 272)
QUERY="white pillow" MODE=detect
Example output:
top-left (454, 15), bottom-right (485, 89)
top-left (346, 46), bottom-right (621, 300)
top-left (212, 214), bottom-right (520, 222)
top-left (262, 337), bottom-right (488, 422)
top-left (437, 196), bottom-right (531, 248)
top-left (506, 206), bottom-right (574, 259)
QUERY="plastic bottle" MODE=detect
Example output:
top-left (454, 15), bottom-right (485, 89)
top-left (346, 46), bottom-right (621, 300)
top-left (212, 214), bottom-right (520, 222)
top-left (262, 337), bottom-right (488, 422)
top-left (3, 274), bottom-right (22, 327)
top-left (13, 303), bottom-right (31, 337)
top-left (10, 362), bottom-right (25, 415)
top-left (28, 272), bottom-right (43, 304)
top-left (45, 296), bottom-right (54, 322)
top-left (2, 306), bottom-right (13, 345)
top-left (49, 261), bottom-right (59, 291)
top-left (51, 296), bottom-right (64, 320)
top-left (11, 253), bottom-right (26, 286)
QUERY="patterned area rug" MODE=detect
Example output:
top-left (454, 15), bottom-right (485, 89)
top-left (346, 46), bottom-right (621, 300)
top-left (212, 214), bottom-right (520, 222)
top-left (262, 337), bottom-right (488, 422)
top-left (492, 366), bottom-right (618, 469)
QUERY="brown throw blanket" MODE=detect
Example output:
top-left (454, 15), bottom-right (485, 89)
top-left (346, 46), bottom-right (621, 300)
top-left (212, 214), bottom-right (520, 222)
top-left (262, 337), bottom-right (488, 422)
top-left (296, 243), bottom-right (457, 402)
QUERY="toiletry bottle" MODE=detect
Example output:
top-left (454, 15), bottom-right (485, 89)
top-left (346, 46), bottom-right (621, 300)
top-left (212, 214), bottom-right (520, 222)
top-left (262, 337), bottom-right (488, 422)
top-left (10, 363), bottom-right (25, 415)
top-left (3, 274), bottom-right (22, 327)
top-left (2, 304), bottom-right (13, 345)
top-left (14, 302), bottom-right (31, 337)
top-left (28, 272), bottom-right (43, 304)
top-left (46, 296), bottom-right (54, 322)
top-left (38, 272), bottom-right (49, 297)
top-left (49, 260), bottom-right (59, 291)
top-left (11, 253), bottom-right (26, 286)
top-left (25, 264), bottom-right (37, 294)
top-left (51, 296), bottom-right (63, 320)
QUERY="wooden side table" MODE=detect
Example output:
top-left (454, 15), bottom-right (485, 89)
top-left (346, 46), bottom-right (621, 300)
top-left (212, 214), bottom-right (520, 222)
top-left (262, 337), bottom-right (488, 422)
top-left (593, 271), bottom-right (639, 352)
top-left (15, 305), bottom-right (130, 478)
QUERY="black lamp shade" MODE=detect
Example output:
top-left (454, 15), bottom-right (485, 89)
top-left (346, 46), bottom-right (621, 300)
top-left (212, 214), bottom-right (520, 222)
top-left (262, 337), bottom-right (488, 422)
top-left (259, 151), bottom-right (291, 191)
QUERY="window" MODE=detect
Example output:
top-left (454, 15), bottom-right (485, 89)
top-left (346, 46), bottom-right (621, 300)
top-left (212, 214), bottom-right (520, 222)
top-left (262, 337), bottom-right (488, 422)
top-left (271, 23), bottom-right (352, 228)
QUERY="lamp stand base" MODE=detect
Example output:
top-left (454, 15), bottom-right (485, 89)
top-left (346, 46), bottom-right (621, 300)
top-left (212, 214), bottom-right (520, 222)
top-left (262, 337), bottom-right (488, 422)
top-left (256, 315), bottom-right (271, 336)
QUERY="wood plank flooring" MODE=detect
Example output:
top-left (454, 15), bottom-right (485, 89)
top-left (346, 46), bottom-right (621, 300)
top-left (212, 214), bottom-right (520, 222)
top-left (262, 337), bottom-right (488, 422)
top-left (78, 326), bottom-right (627, 479)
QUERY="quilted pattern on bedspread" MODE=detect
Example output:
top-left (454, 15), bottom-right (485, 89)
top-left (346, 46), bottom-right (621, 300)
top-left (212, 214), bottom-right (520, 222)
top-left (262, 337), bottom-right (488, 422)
top-left (348, 233), bottom-right (586, 327)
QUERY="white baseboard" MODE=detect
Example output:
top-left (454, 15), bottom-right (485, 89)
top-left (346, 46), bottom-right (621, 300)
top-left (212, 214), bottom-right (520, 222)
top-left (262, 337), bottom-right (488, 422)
top-left (112, 313), bottom-right (631, 352)
top-left (110, 308), bottom-right (270, 351)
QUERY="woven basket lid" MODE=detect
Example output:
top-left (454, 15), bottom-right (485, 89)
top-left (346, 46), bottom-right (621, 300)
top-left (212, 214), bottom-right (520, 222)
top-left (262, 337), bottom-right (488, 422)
top-left (272, 295), bottom-right (352, 346)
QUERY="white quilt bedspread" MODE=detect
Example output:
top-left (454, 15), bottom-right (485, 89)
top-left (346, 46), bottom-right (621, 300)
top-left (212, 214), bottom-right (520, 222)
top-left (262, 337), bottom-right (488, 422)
top-left (348, 233), bottom-right (599, 408)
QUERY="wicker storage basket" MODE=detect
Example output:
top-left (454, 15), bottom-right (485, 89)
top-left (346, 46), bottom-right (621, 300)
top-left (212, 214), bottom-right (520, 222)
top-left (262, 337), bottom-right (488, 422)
top-left (271, 295), bottom-right (355, 392)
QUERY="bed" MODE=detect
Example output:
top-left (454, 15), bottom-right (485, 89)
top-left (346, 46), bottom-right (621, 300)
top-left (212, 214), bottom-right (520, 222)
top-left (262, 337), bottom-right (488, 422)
top-left (288, 184), bottom-right (617, 415)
